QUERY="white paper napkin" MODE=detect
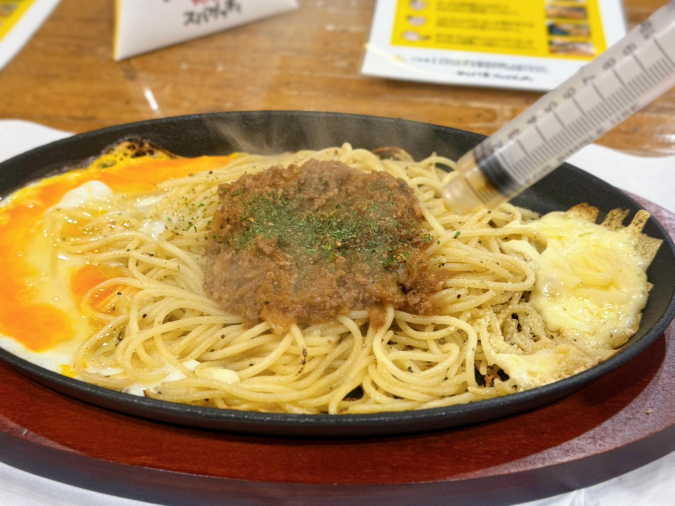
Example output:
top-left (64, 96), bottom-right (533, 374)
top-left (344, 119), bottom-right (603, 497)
top-left (0, 120), bottom-right (72, 161)
top-left (0, 119), bottom-right (673, 506)
top-left (568, 145), bottom-right (675, 214)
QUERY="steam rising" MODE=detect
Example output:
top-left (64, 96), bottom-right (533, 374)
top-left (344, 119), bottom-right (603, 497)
top-left (202, 112), bottom-right (470, 161)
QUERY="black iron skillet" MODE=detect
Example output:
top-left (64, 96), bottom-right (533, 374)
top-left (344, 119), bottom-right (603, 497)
top-left (0, 111), bottom-right (673, 437)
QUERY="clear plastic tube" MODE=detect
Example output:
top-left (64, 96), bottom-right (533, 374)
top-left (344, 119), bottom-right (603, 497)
top-left (443, 1), bottom-right (675, 214)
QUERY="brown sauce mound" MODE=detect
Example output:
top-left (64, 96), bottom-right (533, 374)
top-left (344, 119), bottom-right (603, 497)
top-left (204, 159), bottom-right (449, 333)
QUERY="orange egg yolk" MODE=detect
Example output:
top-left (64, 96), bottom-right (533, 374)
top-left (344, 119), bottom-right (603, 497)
top-left (0, 153), bottom-right (234, 352)
top-left (70, 263), bottom-right (127, 317)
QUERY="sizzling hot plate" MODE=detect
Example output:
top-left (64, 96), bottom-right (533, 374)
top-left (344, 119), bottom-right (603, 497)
top-left (0, 111), bottom-right (674, 437)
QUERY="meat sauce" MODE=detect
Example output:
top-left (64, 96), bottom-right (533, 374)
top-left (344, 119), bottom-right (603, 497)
top-left (204, 160), bottom-right (449, 333)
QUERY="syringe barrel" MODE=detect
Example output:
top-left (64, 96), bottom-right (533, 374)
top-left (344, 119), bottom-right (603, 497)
top-left (441, 151), bottom-right (507, 214)
top-left (443, 0), bottom-right (675, 214)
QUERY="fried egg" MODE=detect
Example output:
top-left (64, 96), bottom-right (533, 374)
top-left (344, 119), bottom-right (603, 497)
top-left (0, 143), bottom-right (234, 387)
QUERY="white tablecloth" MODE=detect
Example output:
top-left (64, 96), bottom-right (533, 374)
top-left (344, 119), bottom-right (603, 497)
top-left (0, 119), bottom-right (674, 506)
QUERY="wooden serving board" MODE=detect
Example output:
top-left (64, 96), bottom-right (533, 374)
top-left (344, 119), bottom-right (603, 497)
top-left (1, 198), bottom-right (674, 506)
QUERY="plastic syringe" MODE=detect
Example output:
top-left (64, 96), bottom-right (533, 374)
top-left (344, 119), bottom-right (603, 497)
top-left (443, 1), bottom-right (675, 214)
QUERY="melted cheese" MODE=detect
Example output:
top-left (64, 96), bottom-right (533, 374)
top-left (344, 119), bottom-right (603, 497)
top-left (139, 219), bottom-right (166, 240)
top-left (498, 212), bottom-right (649, 387)
top-left (207, 368), bottom-right (241, 385)
top-left (494, 343), bottom-right (599, 390)
top-left (529, 213), bottom-right (646, 347)
top-left (122, 359), bottom-right (203, 397)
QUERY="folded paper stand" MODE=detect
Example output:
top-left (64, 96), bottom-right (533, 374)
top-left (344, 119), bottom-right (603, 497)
top-left (114, 0), bottom-right (298, 61)
top-left (0, 0), bottom-right (60, 70)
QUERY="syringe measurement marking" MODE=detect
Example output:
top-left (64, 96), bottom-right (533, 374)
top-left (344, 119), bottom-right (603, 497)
top-left (537, 125), bottom-right (566, 157)
top-left (495, 28), bottom-right (675, 186)
top-left (615, 75), bottom-right (634, 100)
top-left (553, 115), bottom-right (577, 148)
top-left (617, 87), bottom-right (634, 109)
top-left (582, 95), bottom-right (602, 124)
top-left (650, 56), bottom-right (670, 77)
top-left (543, 129), bottom-right (567, 156)
top-left (516, 139), bottom-right (529, 155)
top-left (627, 57), bottom-right (649, 95)
top-left (612, 68), bottom-right (633, 97)
top-left (566, 113), bottom-right (587, 139)
top-left (586, 85), bottom-right (609, 123)
top-left (556, 108), bottom-right (581, 140)
top-left (506, 144), bottom-right (538, 180)
top-left (504, 56), bottom-right (674, 181)
top-left (632, 56), bottom-right (658, 88)
top-left (591, 83), bottom-right (611, 112)
top-left (602, 74), bottom-right (631, 111)
top-left (600, 81), bottom-right (628, 114)
top-left (512, 130), bottom-right (558, 178)
top-left (590, 93), bottom-right (610, 123)
top-left (648, 58), bottom-right (670, 82)
top-left (608, 87), bottom-right (629, 111)
top-left (551, 113), bottom-right (569, 149)
top-left (653, 38), bottom-right (675, 67)
top-left (634, 57), bottom-right (654, 90)
top-left (552, 111), bottom-right (567, 129)
top-left (532, 139), bottom-right (555, 164)
top-left (572, 98), bottom-right (595, 132)
top-left (657, 56), bottom-right (675, 75)
top-left (637, 52), bottom-right (674, 90)
top-left (525, 141), bottom-right (547, 166)
top-left (509, 103), bottom-right (597, 179)
top-left (505, 154), bottom-right (533, 180)
top-left (533, 125), bottom-right (547, 144)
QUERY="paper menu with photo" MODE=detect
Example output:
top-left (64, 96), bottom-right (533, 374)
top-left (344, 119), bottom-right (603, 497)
top-left (114, 0), bottom-right (298, 61)
top-left (0, 0), bottom-right (60, 70)
top-left (362, 0), bottom-right (626, 91)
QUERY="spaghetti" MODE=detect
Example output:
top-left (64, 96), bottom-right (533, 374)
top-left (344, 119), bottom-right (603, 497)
top-left (15, 143), bottom-right (656, 414)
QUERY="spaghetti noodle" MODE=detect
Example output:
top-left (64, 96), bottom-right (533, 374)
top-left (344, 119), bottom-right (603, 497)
top-left (6, 143), bottom-right (657, 414)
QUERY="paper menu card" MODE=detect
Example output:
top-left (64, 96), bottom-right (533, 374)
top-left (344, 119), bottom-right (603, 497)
top-left (114, 0), bottom-right (298, 61)
top-left (0, 0), bottom-right (60, 70)
top-left (362, 0), bottom-right (627, 91)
